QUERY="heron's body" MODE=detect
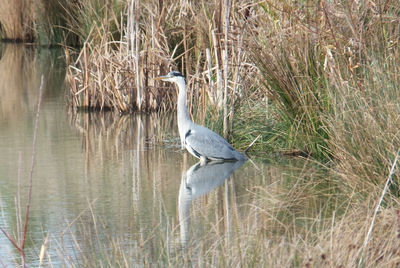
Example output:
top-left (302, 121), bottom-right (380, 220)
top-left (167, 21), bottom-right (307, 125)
top-left (156, 71), bottom-right (246, 163)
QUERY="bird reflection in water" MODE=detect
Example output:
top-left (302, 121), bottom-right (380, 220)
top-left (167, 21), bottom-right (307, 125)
top-left (178, 160), bottom-right (246, 247)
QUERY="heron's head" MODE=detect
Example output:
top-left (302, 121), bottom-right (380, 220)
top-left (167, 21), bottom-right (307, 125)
top-left (155, 71), bottom-right (185, 83)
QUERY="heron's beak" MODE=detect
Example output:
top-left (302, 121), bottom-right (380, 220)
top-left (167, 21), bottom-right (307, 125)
top-left (154, 75), bottom-right (169, 81)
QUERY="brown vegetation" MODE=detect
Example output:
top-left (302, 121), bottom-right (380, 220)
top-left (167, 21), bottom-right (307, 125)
top-left (0, 0), bottom-right (35, 41)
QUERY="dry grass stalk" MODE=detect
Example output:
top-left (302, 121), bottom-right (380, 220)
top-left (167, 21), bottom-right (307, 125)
top-left (358, 150), bottom-right (400, 265)
top-left (0, 75), bottom-right (44, 267)
top-left (222, 0), bottom-right (231, 138)
top-left (22, 75), bottom-right (44, 261)
top-left (39, 234), bottom-right (49, 266)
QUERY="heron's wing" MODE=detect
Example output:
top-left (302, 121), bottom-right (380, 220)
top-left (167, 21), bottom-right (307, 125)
top-left (185, 124), bottom-right (239, 160)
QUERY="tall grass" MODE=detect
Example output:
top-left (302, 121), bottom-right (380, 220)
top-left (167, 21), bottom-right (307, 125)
top-left (243, 1), bottom-right (400, 183)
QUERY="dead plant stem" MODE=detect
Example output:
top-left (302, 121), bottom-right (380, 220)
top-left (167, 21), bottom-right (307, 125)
top-left (21, 75), bottom-right (45, 261)
top-left (222, 0), bottom-right (231, 139)
top-left (358, 149), bottom-right (400, 266)
top-left (0, 75), bottom-right (45, 265)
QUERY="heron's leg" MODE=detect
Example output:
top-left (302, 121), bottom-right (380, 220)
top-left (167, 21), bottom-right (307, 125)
top-left (200, 156), bottom-right (208, 166)
top-left (209, 159), bottom-right (225, 164)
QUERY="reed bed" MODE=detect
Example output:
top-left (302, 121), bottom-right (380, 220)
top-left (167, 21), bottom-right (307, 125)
top-left (66, 0), bottom-right (254, 140)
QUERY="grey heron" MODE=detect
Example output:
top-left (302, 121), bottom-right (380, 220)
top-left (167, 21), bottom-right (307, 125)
top-left (155, 71), bottom-right (246, 163)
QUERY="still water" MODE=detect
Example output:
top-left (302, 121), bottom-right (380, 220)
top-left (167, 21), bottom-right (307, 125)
top-left (0, 45), bottom-right (325, 266)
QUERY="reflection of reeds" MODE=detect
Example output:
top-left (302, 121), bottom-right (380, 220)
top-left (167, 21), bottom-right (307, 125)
top-left (67, 109), bottom-right (178, 174)
top-left (0, 45), bottom-right (38, 120)
top-left (0, 44), bottom-right (66, 123)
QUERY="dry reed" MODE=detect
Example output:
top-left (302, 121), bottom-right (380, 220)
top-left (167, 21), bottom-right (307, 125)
top-left (0, 76), bottom-right (44, 267)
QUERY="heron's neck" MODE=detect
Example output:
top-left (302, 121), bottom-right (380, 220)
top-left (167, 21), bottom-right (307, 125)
top-left (176, 79), bottom-right (192, 127)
